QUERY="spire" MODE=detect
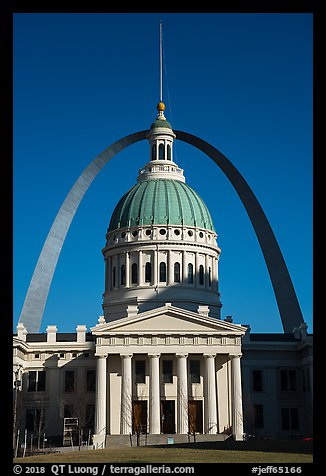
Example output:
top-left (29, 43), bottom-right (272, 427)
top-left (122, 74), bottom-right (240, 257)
top-left (159, 19), bottom-right (163, 103)
top-left (157, 20), bottom-right (166, 117)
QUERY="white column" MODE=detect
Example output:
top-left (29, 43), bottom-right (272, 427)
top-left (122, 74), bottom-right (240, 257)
top-left (153, 250), bottom-right (158, 288)
top-left (195, 252), bottom-right (199, 287)
top-left (204, 354), bottom-right (218, 434)
top-left (182, 250), bottom-right (187, 285)
top-left (93, 354), bottom-right (107, 448)
top-left (120, 354), bottom-right (133, 435)
top-left (231, 354), bottom-right (244, 441)
top-left (176, 354), bottom-right (188, 434)
top-left (213, 256), bottom-right (218, 292)
top-left (205, 254), bottom-right (209, 289)
top-left (167, 250), bottom-right (173, 285)
top-left (138, 251), bottom-right (143, 286)
top-left (149, 354), bottom-right (161, 434)
top-left (125, 252), bottom-right (130, 288)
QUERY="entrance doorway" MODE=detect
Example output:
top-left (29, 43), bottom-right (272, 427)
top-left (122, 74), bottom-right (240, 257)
top-left (188, 400), bottom-right (203, 434)
top-left (132, 401), bottom-right (147, 434)
top-left (160, 400), bottom-right (175, 433)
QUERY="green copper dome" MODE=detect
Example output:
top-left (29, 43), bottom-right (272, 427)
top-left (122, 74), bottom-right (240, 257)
top-left (150, 118), bottom-right (173, 130)
top-left (108, 179), bottom-right (215, 232)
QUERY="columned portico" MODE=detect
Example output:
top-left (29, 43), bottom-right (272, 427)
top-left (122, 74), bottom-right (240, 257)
top-left (176, 353), bottom-right (188, 434)
top-left (91, 304), bottom-right (246, 440)
top-left (149, 354), bottom-right (161, 434)
top-left (121, 354), bottom-right (133, 434)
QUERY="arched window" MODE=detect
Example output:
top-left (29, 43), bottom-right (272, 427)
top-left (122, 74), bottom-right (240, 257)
top-left (145, 262), bottom-right (152, 283)
top-left (159, 143), bottom-right (165, 160)
top-left (167, 144), bottom-right (171, 160)
top-left (131, 263), bottom-right (138, 284)
top-left (112, 267), bottom-right (116, 288)
top-left (120, 265), bottom-right (126, 286)
top-left (208, 267), bottom-right (212, 287)
top-left (160, 262), bottom-right (166, 282)
top-left (151, 144), bottom-right (156, 161)
top-left (199, 265), bottom-right (204, 285)
top-left (174, 262), bottom-right (180, 283)
top-left (188, 263), bottom-right (193, 284)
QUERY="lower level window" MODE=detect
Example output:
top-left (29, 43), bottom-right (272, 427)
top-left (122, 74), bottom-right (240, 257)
top-left (26, 408), bottom-right (45, 432)
top-left (253, 404), bottom-right (264, 429)
top-left (281, 407), bottom-right (299, 431)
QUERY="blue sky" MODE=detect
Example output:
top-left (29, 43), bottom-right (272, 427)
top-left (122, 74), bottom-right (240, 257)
top-left (13, 13), bottom-right (313, 334)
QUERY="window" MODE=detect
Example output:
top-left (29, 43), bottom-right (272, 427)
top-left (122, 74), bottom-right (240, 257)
top-left (135, 360), bottom-right (146, 384)
top-left (151, 144), bottom-right (156, 161)
top-left (252, 370), bottom-right (263, 392)
top-left (187, 263), bottom-right (193, 284)
top-left (199, 265), bottom-right (204, 285)
top-left (208, 267), bottom-right (212, 286)
top-left (145, 262), bottom-right (152, 283)
top-left (120, 264), bottom-right (126, 286)
top-left (280, 369), bottom-right (297, 391)
top-left (281, 408), bottom-right (299, 431)
top-left (26, 409), bottom-right (45, 433)
top-left (85, 404), bottom-right (95, 433)
top-left (131, 263), bottom-right (138, 284)
top-left (163, 360), bottom-right (173, 383)
top-left (159, 262), bottom-right (166, 282)
top-left (28, 370), bottom-right (46, 392)
top-left (65, 370), bottom-right (75, 393)
top-left (303, 367), bottom-right (311, 392)
top-left (159, 143), bottom-right (164, 160)
top-left (167, 144), bottom-right (171, 160)
top-left (64, 404), bottom-right (74, 418)
top-left (86, 370), bottom-right (96, 392)
top-left (112, 267), bottom-right (116, 287)
top-left (174, 262), bottom-right (180, 282)
top-left (254, 404), bottom-right (264, 429)
top-left (190, 360), bottom-right (200, 384)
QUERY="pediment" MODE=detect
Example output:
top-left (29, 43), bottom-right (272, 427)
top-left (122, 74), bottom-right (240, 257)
top-left (91, 305), bottom-right (246, 336)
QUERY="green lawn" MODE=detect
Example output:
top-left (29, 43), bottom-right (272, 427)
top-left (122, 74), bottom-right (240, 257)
top-left (13, 446), bottom-right (313, 464)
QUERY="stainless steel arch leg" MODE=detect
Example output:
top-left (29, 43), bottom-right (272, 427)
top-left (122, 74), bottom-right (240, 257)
top-left (18, 131), bottom-right (148, 333)
top-left (175, 130), bottom-right (304, 333)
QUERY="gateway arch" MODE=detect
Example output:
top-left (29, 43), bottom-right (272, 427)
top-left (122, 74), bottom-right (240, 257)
top-left (18, 129), bottom-right (304, 334)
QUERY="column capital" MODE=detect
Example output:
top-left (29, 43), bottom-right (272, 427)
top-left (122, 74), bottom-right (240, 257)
top-left (120, 353), bottom-right (133, 359)
top-left (203, 353), bottom-right (216, 359)
top-left (230, 353), bottom-right (242, 359)
top-left (148, 353), bottom-right (161, 358)
top-left (94, 353), bottom-right (108, 359)
top-left (176, 353), bottom-right (188, 358)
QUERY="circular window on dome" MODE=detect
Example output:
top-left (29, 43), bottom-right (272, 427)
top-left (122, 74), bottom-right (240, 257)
top-left (145, 229), bottom-right (152, 236)
top-left (199, 232), bottom-right (204, 238)
top-left (121, 232), bottom-right (126, 239)
top-left (174, 229), bottom-right (180, 236)
top-left (188, 230), bottom-right (193, 237)
top-left (159, 228), bottom-right (167, 235)
top-left (132, 230), bottom-right (138, 237)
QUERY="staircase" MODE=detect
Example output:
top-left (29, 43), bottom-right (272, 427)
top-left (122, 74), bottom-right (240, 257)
top-left (105, 433), bottom-right (230, 447)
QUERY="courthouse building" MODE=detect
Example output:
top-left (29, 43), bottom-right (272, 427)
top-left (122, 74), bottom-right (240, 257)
top-left (13, 103), bottom-right (313, 448)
